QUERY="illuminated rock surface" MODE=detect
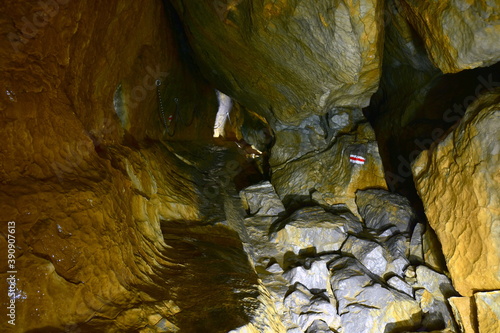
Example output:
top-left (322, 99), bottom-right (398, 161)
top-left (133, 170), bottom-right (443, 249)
top-left (413, 91), bottom-right (500, 297)
top-left (398, 0), bottom-right (500, 73)
top-left (169, 0), bottom-right (385, 125)
top-left (0, 1), bottom-right (499, 332)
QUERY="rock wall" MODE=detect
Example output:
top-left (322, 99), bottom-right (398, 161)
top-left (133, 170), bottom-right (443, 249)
top-left (413, 90), bottom-right (500, 332)
top-left (0, 1), bottom-right (255, 332)
top-left (169, 0), bottom-right (385, 125)
top-left (397, 0), bottom-right (500, 73)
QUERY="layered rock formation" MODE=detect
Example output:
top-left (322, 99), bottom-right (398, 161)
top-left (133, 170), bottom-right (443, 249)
top-left (1, 0), bottom-right (499, 332)
top-left (236, 182), bottom-right (459, 332)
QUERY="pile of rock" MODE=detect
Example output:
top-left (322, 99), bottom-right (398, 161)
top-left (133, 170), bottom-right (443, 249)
top-left (236, 182), bottom-right (460, 333)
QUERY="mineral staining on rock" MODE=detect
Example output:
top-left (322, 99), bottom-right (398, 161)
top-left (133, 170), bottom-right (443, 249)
top-left (271, 109), bottom-right (387, 215)
top-left (2, 0), bottom-right (499, 331)
top-left (398, 0), bottom-right (500, 73)
top-left (413, 90), bottom-right (500, 297)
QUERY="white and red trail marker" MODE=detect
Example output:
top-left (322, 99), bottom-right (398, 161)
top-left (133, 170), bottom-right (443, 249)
top-left (349, 154), bottom-right (366, 165)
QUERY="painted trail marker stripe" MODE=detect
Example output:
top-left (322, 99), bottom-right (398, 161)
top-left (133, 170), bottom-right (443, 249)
top-left (349, 154), bottom-right (366, 164)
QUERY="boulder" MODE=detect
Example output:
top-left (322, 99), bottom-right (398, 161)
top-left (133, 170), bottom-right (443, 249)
top-left (341, 236), bottom-right (408, 279)
top-left (398, 0), bottom-right (500, 73)
top-left (271, 206), bottom-right (362, 259)
top-left (170, 0), bottom-right (385, 125)
top-left (414, 266), bottom-right (458, 331)
top-left (356, 188), bottom-right (417, 233)
top-left (329, 257), bottom-right (422, 333)
top-left (413, 90), bottom-right (500, 296)
top-left (240, 181), bottom-right (285, 217)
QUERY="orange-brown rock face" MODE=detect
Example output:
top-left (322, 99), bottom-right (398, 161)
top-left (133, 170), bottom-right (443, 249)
top-left (413, 90), bottom-right (500, 297)
top-left (397, 0), bottom-right (500, 73)
top-left (0, 1), bottom-right (259, 332)
top-left (169, 0), bottom-right (385, 125)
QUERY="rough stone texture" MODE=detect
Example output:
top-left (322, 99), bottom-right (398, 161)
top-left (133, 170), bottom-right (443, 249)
top-left (284, 284), bottom-right (340, 332)
top-left (283, 259), bottom-right (330, 291)
top-left (329, 257), bottom-right (422, 333)
top-left (448, 297), bottom-right (476, 333)
top-left (170, 0), bottom-right (385, 125)
top-left (342, 236), bottom-right (406, 279)
top-left (387, 276), bottom-right (413, 297)
top-left (356, 189), bottom-right (417, 233)
top-left (413, 90), bottom-right (500, 296)
top-left (397, 0), bottom-right (500, 73)
top-left (272, 117), bottom-right (387, 215)
top-left (413, 266), bottom-right (458, 331)
top-left (271, 206), bottom-right (362, 261)
top-left (475, 291), bottom-right (500, 333)
top-left (240, 181), bottom-right (285, 216)
top-left (410, 223), bottom-right (425, 263)
top-left (0, 1), bottom-right (265, 331)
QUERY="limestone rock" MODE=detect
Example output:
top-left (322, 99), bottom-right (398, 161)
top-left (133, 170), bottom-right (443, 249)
top-left (421, 226), bottom-right (448, 273)
top-left (475, 291), bottom-right (500, 333)
top-left (272, 121), bottom-right (387, 215)
top-left (284, 283), bottom-right (341, 332)
top-left (271, 108), bottom-right (365, 167)
top-left (397, 0), bottom-right (500, 73)
top-left (387, 276), bottom-right (414, 297)
top-left (356, 189), bottom-right (417, 233)
top-left (329, 257), bottom-right (422, 333)
top-left (409, 223), bottom-right (425, 263)
top-left (170, 0), bottom-right (385, 125)
top-left (305, 320), bottom-right (335, 333)
top-left (414, 266), bottom-right (458, 331)
top-left (342, 236), bottom-right (408, 279)
top-left (448, 297), bottom-right (476, 333)
top-left (271, 206), bottom-right (362, 260)
top-left (412, 90), bottom-right (500, 296)
top-left (240, 181), bottom-right (285, 217)
top-left (283, 259), bottom-right (330, 291)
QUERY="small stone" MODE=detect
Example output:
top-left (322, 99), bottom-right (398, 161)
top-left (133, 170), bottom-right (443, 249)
top-left (405, 266), bottom-right (416, 279)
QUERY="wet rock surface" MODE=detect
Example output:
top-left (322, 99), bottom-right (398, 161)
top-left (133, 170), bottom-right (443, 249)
top-left (271, 109), bottom-right (387, 215)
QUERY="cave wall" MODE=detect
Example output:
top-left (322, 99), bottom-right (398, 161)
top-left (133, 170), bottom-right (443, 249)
top-left (0, 0), bottom-right (499, 332)
top-left (0, 1), bottom-right (229, 331)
